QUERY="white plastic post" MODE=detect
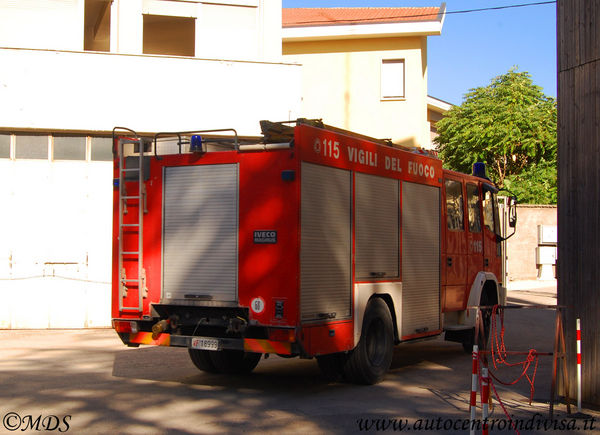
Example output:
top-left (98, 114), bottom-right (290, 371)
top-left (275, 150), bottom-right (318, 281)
top-left (481, 367), bottom-right (489, 435)
top-left (577, 318), bottom-right (582, 413)
top-left (470, 344), bottom-right (479, 435)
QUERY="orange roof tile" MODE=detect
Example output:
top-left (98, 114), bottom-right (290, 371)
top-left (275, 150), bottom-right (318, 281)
top-left (283, 7), bottom-right (442, 28)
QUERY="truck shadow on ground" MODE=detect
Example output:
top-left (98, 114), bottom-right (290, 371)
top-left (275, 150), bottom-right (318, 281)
top-left (111, 337), bottom-right (469, 389)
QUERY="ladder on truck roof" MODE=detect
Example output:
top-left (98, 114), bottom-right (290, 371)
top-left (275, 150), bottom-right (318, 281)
top-left (114, 128), bottom-right (147, 312)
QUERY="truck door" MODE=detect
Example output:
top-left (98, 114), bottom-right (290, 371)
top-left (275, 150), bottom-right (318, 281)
top-left (442, 178), bottom-right (467, 311)
top-left (482, 185), bottom-right (502, 280)
top-left (466, 183), bottom-right (484, 294)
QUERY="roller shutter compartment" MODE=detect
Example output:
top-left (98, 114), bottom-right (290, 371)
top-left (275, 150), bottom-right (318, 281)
top-left (300, 162), bottom-right (352, 322)
top-left (162, 164), bottom-right (238, 302)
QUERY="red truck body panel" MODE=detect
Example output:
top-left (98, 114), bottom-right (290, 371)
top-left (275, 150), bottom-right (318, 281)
top-left (111, 121), bottom-right (504, 359)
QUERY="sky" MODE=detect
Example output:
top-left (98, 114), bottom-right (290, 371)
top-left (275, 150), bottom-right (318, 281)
top-left (281, 0), bottom-right (557, 105)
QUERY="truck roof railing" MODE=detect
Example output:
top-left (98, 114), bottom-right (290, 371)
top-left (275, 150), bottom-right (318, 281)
top-left (114, 120), bottom-right (439, 159)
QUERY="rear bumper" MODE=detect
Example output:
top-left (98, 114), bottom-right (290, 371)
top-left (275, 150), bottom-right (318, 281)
top-left (118, 331), bottom-right (295, 355)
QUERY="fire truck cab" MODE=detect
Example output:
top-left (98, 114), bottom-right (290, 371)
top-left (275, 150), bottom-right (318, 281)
top-left (111, 119), bottom-right (515, 384)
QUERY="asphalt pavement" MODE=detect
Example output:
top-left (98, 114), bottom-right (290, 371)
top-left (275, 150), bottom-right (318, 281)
top-left (0, 280), bottom-right (598, 434)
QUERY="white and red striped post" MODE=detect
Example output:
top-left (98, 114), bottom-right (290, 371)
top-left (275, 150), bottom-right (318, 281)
top-left (576, 318), bottom-right (582, 413)
top-left (470, 344), bottom-right (479, 435)
top-left (481, 366), bottom-right (490, 435)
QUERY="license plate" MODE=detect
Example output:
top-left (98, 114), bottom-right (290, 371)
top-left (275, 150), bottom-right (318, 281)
top-left (190, 337), bottom-right (219, 351)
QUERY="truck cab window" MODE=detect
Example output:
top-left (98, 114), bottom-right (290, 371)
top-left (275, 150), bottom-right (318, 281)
top-left (444, 179), bottom-right (464, 231)
top-left (483, 190), bottom-right (494, 231)
top-left (483, 188), bottom-right (501, 235)
top-left (466, 184), bottom-right (481, 233)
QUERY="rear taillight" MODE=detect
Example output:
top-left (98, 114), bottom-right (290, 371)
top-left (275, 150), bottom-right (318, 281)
top-left (268, 328), bottom-right (295, 342)
top-left (112, 320), bottom-right (139, 334)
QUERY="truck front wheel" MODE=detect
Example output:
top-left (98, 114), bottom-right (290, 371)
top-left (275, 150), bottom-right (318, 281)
top-left (343, 298), bottom-right (394, 385)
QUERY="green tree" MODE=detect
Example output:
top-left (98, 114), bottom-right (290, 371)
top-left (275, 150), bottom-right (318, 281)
top-left (503, 159), bottom-right (557, 204)
top-left (434, 68), bottom-right (557, 204)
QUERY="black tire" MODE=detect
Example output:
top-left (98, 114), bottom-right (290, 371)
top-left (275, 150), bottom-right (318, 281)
top-left (188, 349), bottom-right (219, 373)
top-left (343, 298), bottom-right (394, 385)
top-left (209, 350), bottom-right (262, 374)
top-left (316, 353), bottom-right (346, 381)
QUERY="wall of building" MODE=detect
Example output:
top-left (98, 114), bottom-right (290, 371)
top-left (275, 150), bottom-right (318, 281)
top-left (506, 205), bottom-right (557, 282)
top-left (0, 0), bottom-right (84, 51)
top-left (283, 36), bottom-right (429, 148)
top-left (0, 137), bottom-right (113, 328)
top-left (557, 0), bottom-right (600, 406)
top-left (0, 48), bottom-right (300, 136)
top-left (111, 0), bottom-right (282, 61)
top-left (0, 0), bottom-right (282, 61)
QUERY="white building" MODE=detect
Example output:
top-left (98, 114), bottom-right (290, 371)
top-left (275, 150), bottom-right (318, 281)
top-left (0, 0), bottom-right (301, 328)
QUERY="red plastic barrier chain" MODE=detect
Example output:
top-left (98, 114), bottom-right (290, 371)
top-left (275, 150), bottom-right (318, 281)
top-left (488, 304), bottom-right (540, 405)
top-left (489, 375), bottom-right (520, 435)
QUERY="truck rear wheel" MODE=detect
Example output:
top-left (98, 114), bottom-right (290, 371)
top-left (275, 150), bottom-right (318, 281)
top-left (188, 349), bottom-right (219, 373)
top-left (343, 298), bottom-right (394, 385)
top-left (209, 350), bottom-right (261, 374)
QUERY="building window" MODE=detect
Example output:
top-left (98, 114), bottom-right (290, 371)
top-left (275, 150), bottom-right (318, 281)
top-left (0, 134), bottom-right (10, 159)
top-left (381, 59), bottom-right (405, 100)
top-left (84, 0), bottom-right (111, 52)
top-left (53, 136), bottom-right (86, 161)
top-left (15, 135), bottom-right (48, 160)
top-left (91, 137), bottom-right (113, 161)
top-left (143, 15), bottom-right (195, 57)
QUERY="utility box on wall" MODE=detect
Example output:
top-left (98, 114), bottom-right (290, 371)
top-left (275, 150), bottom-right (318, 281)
top-left (536, 225), bottom-right (557, 280)
top-left (505, 205), bottom-right (557, 282)
top-left (538, 225), bottom-right (557, 245)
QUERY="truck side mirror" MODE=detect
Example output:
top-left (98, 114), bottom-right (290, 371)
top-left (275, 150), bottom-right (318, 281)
top-left (508, 196), bottom-right (517, 228)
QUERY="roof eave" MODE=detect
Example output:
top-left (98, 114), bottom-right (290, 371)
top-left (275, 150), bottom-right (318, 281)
top-left (427, 96), bottom-right (453, 112)
top-left (282, 20), bottom-right (443, 42)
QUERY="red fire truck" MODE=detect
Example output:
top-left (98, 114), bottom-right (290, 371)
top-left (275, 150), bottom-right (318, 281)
top-left (111, 119), bottom-right (516, 384)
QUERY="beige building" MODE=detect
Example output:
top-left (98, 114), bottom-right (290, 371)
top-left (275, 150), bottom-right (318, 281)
top-left (427, 95), bottom-right (452, 146)
top-left (282, 6), bottom-right (445, 149)
top-left (0, 0), bottom-right (301, 328)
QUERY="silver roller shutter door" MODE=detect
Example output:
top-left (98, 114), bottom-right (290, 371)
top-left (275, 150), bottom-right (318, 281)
top-left (355, 172), bottom-right (399, 279)
top-left (162, 164), bottom-right (238, 302)
top-left (401, 181), bottom-right (440, 335)
top-left (300, 162), bottom-right (352, 322)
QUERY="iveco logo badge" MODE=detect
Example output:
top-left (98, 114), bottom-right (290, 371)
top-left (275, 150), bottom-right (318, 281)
top-left (253, 230), bottom-right (277, 244)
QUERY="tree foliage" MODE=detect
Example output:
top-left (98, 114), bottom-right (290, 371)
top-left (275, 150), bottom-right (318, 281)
top-left (503, 159), bottom-right (557, 204)
top-left (434, 68), bottom-right (557, 203)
